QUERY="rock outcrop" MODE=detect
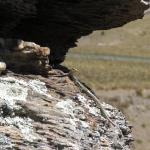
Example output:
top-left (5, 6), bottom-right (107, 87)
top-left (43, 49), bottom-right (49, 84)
top-left (0, 1), bottom-right (147, 149)
top-left (0, 71), bottom-right (133, 149)
top-left (0, 0), bottom-right (149, 64)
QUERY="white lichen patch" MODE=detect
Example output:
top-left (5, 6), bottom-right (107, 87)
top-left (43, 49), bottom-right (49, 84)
top-left (0, 77), bottom-right (28, 86)
top-left (0, 134), bottom-right (14, 149)
top-left (80, 120), bottom-right (90, 129)
top-left (0, 77), bottom-right (51, 97)
top-left (28, 80), bottom-right (48, 95)
top-left (87, 106), bottom-right (100, 117)
top-left (0, 77), bottom-right (52, 143)
top-left (76, 94), bottom-right (100, 116)
top-left (0, 117), bottom-right (39, 142)
top-left (55, 94), bottom-right (100, 126)
top-left (55, 99), bottom-right (75, 117)
top-left (55, 95), bottom-right (100, 131)
top-left (55, 98), bottom-right (90, 134)
top-left (0, 78), bottom-right (28, 109)
top-left (0, 77), bottom-right (53, 109)
top-left (76, 94), bottom-right (87, 104)
top-left (28, 79), bottom-right (53, 99)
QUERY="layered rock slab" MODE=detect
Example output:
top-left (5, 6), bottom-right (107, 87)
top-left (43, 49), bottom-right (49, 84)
top-left (0, 71), bottom-right (132, 149)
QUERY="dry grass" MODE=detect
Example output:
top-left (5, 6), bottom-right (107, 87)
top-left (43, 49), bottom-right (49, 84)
top-left (64, 15), bottom-right (150, 90)
top-left (64, 58), bottom-right (150, 90)
top-left (70, 15), bottom-right (150, 57)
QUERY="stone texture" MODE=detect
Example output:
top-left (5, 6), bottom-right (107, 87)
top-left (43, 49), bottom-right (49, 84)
top-left (0, 71), bottom-right (133, 149)
top-left (0, 40), bottom-right (50, 75)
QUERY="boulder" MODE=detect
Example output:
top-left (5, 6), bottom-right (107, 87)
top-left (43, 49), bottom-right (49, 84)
top-left (0, 71), bottom-right (133, 149)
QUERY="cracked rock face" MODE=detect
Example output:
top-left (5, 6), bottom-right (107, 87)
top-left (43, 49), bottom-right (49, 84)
top-left (0, 72), bottom-right (133, 149)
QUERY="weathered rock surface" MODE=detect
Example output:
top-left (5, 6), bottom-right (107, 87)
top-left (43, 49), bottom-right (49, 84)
top-left (0, 40), bottom-right (50, 75)
top-left (0, 71), bottom-right (133, 149)
top-left (0, 0), bottom-right (149, 64)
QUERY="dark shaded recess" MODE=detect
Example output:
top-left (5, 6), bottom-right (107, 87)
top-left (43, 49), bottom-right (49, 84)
top-left (0, 0), bottom-right (148, 65)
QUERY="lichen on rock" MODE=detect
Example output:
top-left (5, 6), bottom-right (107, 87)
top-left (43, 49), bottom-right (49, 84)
top-left (0, 72), bottom-right (133, 149)
top-left (0, 77), bottom-right (28, 109)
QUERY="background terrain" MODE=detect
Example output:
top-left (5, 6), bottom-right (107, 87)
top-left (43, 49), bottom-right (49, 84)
top-left (64, 15), bottom-right (150, 150)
